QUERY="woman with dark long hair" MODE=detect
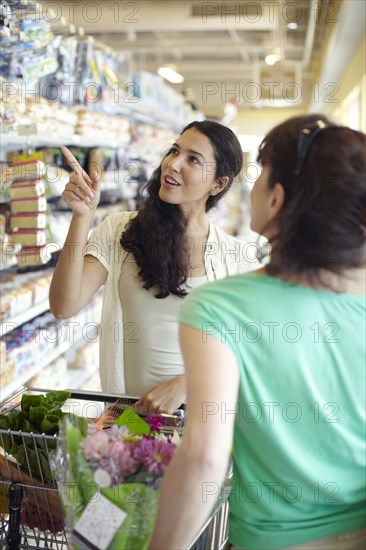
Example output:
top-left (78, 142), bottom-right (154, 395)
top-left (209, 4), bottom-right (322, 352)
top-left (150, 115), bottom-right (366, 549)
top-left (50, 120), bottom-right (255, 413)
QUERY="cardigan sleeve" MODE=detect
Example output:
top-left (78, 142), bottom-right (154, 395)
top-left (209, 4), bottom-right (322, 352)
top-left (84, 211), bottom-right (136, 273)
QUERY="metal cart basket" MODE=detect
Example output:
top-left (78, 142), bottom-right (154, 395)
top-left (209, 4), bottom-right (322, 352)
top-left (0, 388), bottom-right (231, 550)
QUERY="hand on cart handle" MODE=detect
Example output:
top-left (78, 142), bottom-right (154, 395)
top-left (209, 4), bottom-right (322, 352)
top-left (61, 145), bottom-right (101, 215)
top-left (135, 375), bottom-right (186, 415)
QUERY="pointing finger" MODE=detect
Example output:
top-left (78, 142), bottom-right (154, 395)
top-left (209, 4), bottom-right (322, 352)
top-left (61, 145), bottom-right (92, 183)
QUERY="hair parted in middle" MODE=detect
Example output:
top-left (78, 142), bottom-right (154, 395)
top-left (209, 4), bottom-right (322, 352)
top-left (121, 120), bottom-right (244, 298)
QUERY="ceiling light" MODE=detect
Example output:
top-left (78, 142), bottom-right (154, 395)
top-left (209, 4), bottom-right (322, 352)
top-left (287, 22), bottom-right (298, 30)
top-left (157, 66), bottom-right (184, 84)
top-left (265, 54), bottom-right (281, 66)
top-left (127, 30), bottom-right (137, 42)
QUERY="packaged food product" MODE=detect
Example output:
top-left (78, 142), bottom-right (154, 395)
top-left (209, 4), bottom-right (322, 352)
top-left (16, 245), bottom-right (51, 267)
top-left (10, 229), bottom-right (47, 246)
top-left (11, 196), bottom-right (47, 213)
top-left (10, 179), bottom-right (46, 199)
top-left (10, 212), bottom-right (47, 229)
top-left (8, 160), bottom-right (45, 182)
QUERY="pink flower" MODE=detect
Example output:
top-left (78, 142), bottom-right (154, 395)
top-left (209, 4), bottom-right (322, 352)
top-left (132, 437), bottom-right (175, 475)
top-left (83, 430), bottom-right (110, 460)
top-left (100, 440), bottom-right (137, 484)
top-left (145, 415), bottom-right (167, 433)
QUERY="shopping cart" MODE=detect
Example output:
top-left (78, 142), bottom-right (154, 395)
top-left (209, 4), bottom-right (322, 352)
top-left (0, 388), bottom-right (230, 549)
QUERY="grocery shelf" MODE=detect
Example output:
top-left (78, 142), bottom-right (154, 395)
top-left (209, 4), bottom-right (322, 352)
top-left (0, 362), bottom-right (46, 404)
top-left (0, 299), bottom-right (50, 337)
top-left (0, 339), bottom-right (79, 403)
top-left (0, 258), bottom-right (17, 272)
top-left (66, 364), bottom-right (99, 390)
top-left (0, 101), bottom-right (185, 152)
top-left (1, 131), bottom-right (118, 150)
top-left (118, 100), bottom-right (186, 129)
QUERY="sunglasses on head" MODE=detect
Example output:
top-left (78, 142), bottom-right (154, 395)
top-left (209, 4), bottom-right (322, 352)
top-left (294, 119), bottom-right (328, 178)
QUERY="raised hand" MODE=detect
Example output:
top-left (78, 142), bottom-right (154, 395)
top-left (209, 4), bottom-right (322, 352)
top-left (61, 145), bottom-right (101, 215)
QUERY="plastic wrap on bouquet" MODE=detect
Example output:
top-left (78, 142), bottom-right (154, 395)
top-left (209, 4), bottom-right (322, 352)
top-left (56, 410), bottom-right (177, 550)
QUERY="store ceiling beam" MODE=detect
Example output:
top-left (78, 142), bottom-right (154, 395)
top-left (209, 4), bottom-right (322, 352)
top-left (90, 39), bottom-right (305, 57)
top-left (39, 1), bottom-right (277, 32)
top-left (144, 59), bottom-right (304, 72)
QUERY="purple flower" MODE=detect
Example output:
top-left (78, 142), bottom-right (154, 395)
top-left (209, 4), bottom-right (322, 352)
top-left (82, 430), bottom-right (110, 460)
top-left (145, 415), bottom-right (167, 433)
top-left (132, 437), bottom-right (175, 475)
top-left (100, 440), bottom-right (137, 484)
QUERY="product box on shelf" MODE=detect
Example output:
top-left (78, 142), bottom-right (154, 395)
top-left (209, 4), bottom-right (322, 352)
top-left (8, 160), bottom-right (45, 183)
top-left (9, 179), bottom-right (46, 199)
top-left (10, 196), bottom-right (47, 213)
top-left (0, 281), bottom-right (33, 319)
top-left (10, 212), bottom-right (47, 230)
top-left (132, 71), bottom-right (187, 122)
top-left (10, 229), bottom-right (47, 247)
top-left (0, 270), bottom-right (52, 322)
top-left (2, 330), bottom-right (38, 380)
top-left (30, 356), bottom-right (68, 388)
top-left (16, 245), bottom-right (51, 267)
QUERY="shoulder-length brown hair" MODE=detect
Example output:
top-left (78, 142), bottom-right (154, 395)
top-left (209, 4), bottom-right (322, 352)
top-left (257, 114), bottom-right (366, 281)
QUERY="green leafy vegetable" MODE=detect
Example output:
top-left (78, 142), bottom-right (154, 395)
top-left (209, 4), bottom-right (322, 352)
top-left (0, 390), bottom-right (71, 480)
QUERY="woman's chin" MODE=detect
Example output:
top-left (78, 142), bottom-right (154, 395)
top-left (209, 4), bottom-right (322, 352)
top-left (159, 188), bottom-right (178, 204)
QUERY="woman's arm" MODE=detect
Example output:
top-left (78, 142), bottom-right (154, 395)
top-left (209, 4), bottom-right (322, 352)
top-left (149, 324), bottom-right (240, 549)
top-left (49, 147), bottom-right (107, 319)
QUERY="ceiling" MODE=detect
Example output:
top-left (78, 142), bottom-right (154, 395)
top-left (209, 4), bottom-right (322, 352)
top-left (39, 0), bottom-right (361, 118)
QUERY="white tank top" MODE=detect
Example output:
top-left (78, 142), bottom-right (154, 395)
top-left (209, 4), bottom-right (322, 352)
top-left (119, 254), bottom-right (208, 395)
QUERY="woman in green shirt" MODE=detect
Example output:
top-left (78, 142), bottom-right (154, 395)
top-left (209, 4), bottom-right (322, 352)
top-left (149, 114), bottom-right (366, 550)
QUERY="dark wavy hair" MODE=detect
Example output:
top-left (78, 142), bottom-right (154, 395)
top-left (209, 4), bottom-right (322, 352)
top-left (121, 120), bottom-right (243, 298)
top-left (257, 114), bottom-right (366, 282)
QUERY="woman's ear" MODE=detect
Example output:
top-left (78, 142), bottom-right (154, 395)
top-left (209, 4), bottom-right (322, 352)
top-left (217, 176), bottom-right (229, 192)
top-left (269, 182), bottom-right (285, 217)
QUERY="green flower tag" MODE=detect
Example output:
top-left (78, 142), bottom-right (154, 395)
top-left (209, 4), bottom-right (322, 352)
top-left (114, 408), bottom-right (151, 436)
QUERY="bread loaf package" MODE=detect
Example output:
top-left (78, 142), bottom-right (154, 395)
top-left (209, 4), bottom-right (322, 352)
top-left (10, 213), bottom-right (47, 230)
top-left (11, 196), bottom-right (47, 213)
top-left (8, 160), bottom-right (45, 182)
top-left (16, 245), bottom-right (51, 267)
top-left (10, 180), bottom-right (46, 199)
top-left (11, 230), bottom-right (47, 246)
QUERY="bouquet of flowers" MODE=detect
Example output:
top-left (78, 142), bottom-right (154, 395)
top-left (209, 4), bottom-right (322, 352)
top-left (58, 408), bottom-right (179, 550)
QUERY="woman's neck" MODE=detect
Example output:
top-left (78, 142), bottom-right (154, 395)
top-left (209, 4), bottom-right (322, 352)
top-left (185, 215), bottom-right (210, 240)
top-left (258, 265), bottom-right (366, 295)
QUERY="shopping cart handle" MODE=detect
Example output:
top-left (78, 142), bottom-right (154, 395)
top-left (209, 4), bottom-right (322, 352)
top-left (29, 387), bottom-right (186, 416)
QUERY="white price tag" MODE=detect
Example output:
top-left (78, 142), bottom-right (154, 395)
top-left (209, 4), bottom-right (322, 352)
top-left (74, 493), bottom-right (127, 550)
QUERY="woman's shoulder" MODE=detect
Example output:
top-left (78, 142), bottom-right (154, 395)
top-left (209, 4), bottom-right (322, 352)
top-left (105, 210), bottom-right (137, 223)
top-left (100, 211), bottom-right (137, 233)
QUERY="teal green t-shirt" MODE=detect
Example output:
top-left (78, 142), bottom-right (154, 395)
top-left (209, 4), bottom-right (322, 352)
top-left (179, 274), bottom-right (366, 550)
